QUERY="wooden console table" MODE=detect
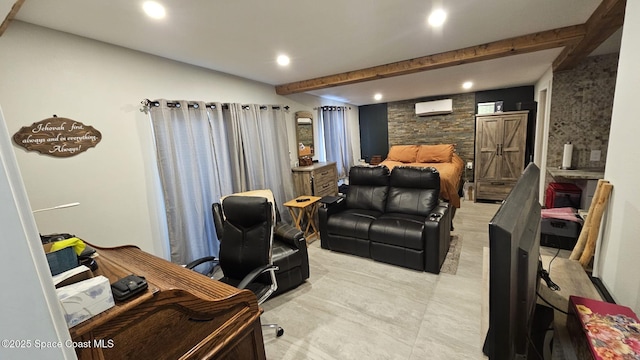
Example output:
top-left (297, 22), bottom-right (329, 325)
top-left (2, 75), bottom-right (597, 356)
top-left (538, 255), bottom-right (602, 360)
top-left (70, 244), bottom-right (266, 360)
top-left (482, 250), bottom-right (602, 359)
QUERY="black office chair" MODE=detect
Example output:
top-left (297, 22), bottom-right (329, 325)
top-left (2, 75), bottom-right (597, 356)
top-left (186, 195), bottom-right (284, 337)
top-left (212, 200), bottom-right (310, 296)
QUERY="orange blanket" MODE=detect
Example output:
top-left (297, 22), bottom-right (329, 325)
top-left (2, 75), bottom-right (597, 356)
top-left (380, 153), bottom-right (464, 208)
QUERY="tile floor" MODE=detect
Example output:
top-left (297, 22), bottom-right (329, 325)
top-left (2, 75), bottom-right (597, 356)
top-left (262, 199), bottom-right (501, 359)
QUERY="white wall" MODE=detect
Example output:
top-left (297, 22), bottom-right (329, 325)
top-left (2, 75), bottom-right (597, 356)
top-left (534, 67), bottom-right (553, 202)
top-left (597, 1), bottom-right (640, 314)
top-left (0, 21), bottom-right (358, 259)
top-left (0, 107), bottom-right (75, 359)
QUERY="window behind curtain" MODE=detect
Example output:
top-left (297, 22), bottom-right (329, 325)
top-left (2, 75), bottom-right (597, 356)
top-left (318, 106), bottom-right (354, 179)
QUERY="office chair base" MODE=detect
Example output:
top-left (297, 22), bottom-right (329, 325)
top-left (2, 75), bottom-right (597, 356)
top-left (263, 323), bottom-right (284, 337)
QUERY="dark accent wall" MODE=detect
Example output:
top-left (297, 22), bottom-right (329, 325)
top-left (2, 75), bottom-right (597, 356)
top-left (475, 86), bottom-right (534, 112)
top-left (359, 103), bottom-right (388, 162)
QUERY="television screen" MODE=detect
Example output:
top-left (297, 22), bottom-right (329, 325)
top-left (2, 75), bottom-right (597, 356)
top-left (483, 163), bottom-right (541, 360)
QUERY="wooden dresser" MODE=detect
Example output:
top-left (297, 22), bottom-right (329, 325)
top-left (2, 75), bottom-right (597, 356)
top-left (70, 244), bottom-right (266, 360)
top-left (291, 161), bottom-right (338, 197)
top-left (474, 111), bottom-right (528, 201)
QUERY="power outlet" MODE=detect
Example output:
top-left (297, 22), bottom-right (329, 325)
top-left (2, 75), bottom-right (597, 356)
top-left (466, 161), bottom-right (473, 170)
top-left (590, 150), bottom-right (601, 162)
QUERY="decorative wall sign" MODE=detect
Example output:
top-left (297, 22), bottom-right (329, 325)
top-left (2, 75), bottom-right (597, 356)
top-left (13, 116), bottom-right (102, 157)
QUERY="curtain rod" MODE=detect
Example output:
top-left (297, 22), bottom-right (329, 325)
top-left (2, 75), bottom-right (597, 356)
top-left (140, 99), bottom-right (289, 113)
top-left (314, 106), bottom-right (352, 110)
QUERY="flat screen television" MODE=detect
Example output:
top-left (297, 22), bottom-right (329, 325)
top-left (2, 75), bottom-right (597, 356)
top-left (483, 163), bottom-right (542, 360)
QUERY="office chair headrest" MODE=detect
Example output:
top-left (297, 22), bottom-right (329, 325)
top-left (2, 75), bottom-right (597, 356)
top-left (220, 189), bottom-right (276, 223)
top-left (222, 196), bottom-right (272, 228)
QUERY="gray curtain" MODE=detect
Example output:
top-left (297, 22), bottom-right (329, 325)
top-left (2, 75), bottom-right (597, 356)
top-left (148, 100), bottom-right (233, 264)
top-left (225, 104), bottom-right (295, 220)
top-left (318, 106), bottom-right (354, 179)
top-left (147, 100), bottom-right (293, 264)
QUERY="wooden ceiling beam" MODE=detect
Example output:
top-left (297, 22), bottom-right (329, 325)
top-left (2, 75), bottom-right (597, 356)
top-left (0, 0), bottom-right (26, 37)
top-left (553, 0), bottom-right (626, 71)
top-left (275, 25), bottom-right (585, 95)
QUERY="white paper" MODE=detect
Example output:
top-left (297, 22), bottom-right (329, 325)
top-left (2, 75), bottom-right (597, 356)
top-left (562, 143), bottom-right (573, 168)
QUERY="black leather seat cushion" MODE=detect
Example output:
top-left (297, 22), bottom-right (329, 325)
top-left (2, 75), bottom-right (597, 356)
top-left (386, 166), bottom-right (440, 217)
top-left (326, 209), bottom-right (382, 239)
top-left (369, 213), bottom-right (425, 250)
top-left (345, 166), bottom-right (390, 212)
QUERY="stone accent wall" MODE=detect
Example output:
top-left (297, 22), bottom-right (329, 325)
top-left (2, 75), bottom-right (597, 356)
top-left (548, 53), bottom-right (619, 170)
top-left (387, 93), bottom-right (476, 166)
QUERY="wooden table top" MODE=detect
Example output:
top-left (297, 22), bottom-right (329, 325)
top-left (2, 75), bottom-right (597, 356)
top-left (283, 195), bottom-right (322, 208)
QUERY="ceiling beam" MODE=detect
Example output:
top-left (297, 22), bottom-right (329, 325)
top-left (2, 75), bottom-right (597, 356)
top-left (0, 0), bottom-right (25, 37)
top-left (275, 25), bottom-right (585, 95)
top-left (553, 0), bottom-right (626, 71)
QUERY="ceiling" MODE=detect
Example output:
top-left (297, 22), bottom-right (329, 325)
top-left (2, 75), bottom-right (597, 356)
top-left (7, 0), bottom-right (623, 106)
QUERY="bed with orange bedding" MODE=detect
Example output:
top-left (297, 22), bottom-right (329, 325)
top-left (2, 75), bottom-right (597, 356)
top-left (379, 144), bottom-right (464, 208)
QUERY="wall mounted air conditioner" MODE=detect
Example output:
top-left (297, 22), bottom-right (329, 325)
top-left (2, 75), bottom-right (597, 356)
top-left (415, 99), bottom-right (453, 116)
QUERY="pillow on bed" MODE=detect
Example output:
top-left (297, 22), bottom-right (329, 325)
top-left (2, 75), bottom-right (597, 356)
top-left (416, 144), bottom-right (454, 163)
top-left (387, 145), bottom-right (419, 163)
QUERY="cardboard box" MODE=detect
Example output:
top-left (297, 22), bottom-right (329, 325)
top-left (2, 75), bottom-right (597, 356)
top-left (477, 101), bottom-right (504, 114)
top-left (56, 275), bottom-right (115, 328)
top-left (52, 265), bottom-right (93, 288)
top-left (477, 102), bottom-right (495, 114)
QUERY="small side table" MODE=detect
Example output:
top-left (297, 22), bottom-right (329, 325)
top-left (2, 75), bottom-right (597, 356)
top-left (283, 195), bottom-right (322, 242)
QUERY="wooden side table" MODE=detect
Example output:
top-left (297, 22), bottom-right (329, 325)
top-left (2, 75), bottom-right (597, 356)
top-left (283, 195), bottom-right (322, 242)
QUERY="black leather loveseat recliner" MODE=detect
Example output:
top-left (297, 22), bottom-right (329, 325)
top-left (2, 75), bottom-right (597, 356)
top-left (318, 165), bottom-right (451, 274)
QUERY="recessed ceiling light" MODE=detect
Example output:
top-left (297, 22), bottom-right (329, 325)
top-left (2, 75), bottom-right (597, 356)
top-left (277, 55), bottom-right (290, 66)
top-left (374, 93), bottom-right (383, 101)
top-left (428, 9), bottom-right (447, 27)
top-left (143, 1), bottom-right (166, 19)
top-left (462, 81), bottom-right (473, 89)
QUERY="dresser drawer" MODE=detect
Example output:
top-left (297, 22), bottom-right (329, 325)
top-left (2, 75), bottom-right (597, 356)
top-left (314, 166), bottom-right (336, 185)
top-left (313, 165), bottom-right (337, 196)
top-left (476, 181), bottom-right (515, 201)
top-left (314, 180), bottom-right (338, 197)
top-left (291, 162), bottom-right (338, 197)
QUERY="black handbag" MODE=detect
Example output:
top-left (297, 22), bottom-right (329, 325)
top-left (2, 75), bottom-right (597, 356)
top-left (110, 275), bottom-right (148, 301)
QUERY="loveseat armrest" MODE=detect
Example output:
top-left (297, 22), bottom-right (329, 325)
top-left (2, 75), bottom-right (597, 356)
top-left (428, 202), bottom-right (449, 222)
top-left (319, 196), bottom-right (346, 214)
top-left (318, 196), bottom-right (347, 224)
top-left (318, 197), bottom-right (347, 249)
top-left (423, 201), bottom-right (452, 274)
